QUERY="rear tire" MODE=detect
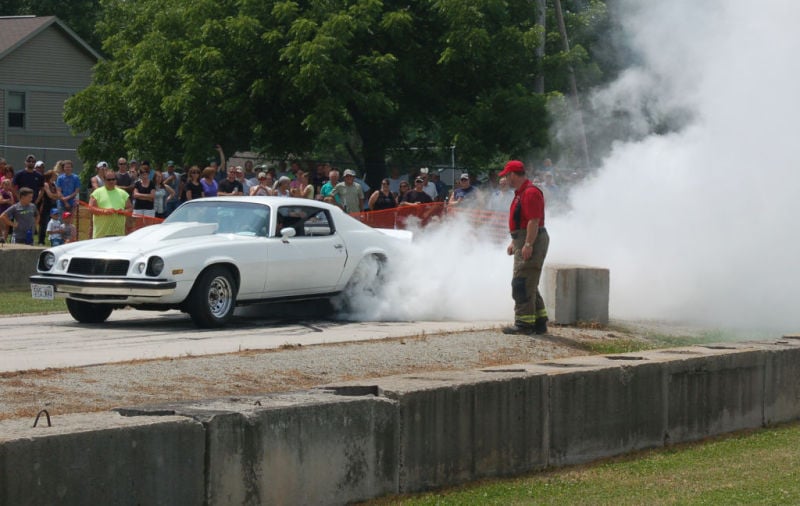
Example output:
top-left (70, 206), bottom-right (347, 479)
top-left (66, 299), bottom-right (113, 324)
top-left (335, 255), bottom-right (386, 313)
top-left (187, 266), bottom-right (237, 328)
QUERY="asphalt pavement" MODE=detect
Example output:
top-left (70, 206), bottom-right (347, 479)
top-left (0, 307), bottom-right (505, 373)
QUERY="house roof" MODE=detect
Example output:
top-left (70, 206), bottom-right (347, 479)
top-left (0, 15), bottom-right (101, 62)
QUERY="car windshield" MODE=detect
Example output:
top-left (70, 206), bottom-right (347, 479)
top-left (165, 200), bottom-right (270, 237)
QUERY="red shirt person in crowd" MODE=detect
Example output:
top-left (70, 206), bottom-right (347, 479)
top-left (500, 160), bottom-right (550, 335)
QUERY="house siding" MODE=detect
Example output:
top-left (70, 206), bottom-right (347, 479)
top-left (27, 90), bottom-right (72, 134)
top-left (0, 92), bottom-right (4, 153)
top-left (0, 21), bottom-right (96, 168)
top-left (0, 25), bottom-right (95, 88)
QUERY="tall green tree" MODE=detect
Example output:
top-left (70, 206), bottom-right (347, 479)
top-left (66, 0), bottom-right (601, 179)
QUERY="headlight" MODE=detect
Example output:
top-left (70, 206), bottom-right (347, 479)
top-left (39, 252), bottom-right (56, 271)
top-left (146, 256), bottom-right (165, 276)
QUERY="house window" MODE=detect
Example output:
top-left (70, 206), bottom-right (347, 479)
top-left (8, 91), bottom-right (25, 128)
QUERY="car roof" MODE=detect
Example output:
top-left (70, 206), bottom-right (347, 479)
top-left (185, 196), bottom-right (344, 214)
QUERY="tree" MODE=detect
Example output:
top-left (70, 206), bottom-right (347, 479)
top-left (67, 0), bottom-right (622, 179)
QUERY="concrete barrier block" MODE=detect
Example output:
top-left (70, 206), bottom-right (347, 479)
top-left (120, 392), bottom-right (398, 506)
top-left (761, 338), bottom-right (800, 424)
top-left (344, 369), bottom-right (549, 493)
top-left (0, 412), bottom-right (205, 506)
top-left (0, 246), bottom-right (43, 288)
top-left (576, 267), bottom-right (610, 324)
top-left (528, 355), bottom-right (666, 466)
top-left (661, 345), bottom-right (766, 443)
top-left (543, 265), bottom-right (577, 324)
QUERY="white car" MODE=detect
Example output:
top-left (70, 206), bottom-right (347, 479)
top-left (30, 197), bottom-right (411, 327)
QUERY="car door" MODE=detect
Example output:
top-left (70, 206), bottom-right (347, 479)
top-left (265, 205), bottom-right (347, 295)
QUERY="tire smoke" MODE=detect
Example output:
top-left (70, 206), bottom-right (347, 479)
top-left (549, 0), bottom-right (800, 332)
top-left (339, 214), bottom-right (514, 322)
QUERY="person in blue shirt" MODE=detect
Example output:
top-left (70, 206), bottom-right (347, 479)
top-left (449, 173), bottom-right (478, 207)
top-left (55, 160), bottom-right (81, 212)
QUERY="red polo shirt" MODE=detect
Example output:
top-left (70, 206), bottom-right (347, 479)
top-left (508, 179), bottom-right (545, 231)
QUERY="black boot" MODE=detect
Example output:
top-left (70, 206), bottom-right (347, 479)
top-left (533, 317), bottom-right (548, 335)
top-left (502, 323), bottom-right (535, 335)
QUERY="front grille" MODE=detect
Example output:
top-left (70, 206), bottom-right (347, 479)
top-left (67, 258), bottom-right (130, 276)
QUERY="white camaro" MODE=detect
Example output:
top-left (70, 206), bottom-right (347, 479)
top-left (30, 197), bottom-right (412, 328)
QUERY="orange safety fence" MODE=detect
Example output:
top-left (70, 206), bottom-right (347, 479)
top-left (74, 201), bottom-right (164, 241)
top-left (353, 202), bottom-right (446, 229)
top-left (67, 200), bottom-right (507, 243)
top-left (445, 206), bottom-right (509, 241)
top-left (350, 203), bottom-right (509, 242)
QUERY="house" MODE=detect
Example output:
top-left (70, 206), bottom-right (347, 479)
top-left (0, 16), bottom-right (100, 171)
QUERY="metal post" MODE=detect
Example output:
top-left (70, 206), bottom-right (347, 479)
top-left (553, 0), bottom-right (591, 168)
top-left (450, 145), bottom-right (456, 188)
top-left (534, 0), bottom-right (546, 94)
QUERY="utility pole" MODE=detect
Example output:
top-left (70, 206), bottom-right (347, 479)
top-left (552, 0), bottom-right (591, 168)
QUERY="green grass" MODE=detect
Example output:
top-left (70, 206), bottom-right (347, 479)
top-left (583, 334), bottom-right (720, 356)
top-left (0, 289), bottom-right (66, 315)
top-left (369, 423), bottom-right (800, 505)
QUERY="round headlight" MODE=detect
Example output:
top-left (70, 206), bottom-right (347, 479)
top-left (40, 252), bottom-right (55, 271)
top-left (146, 256), bottom-right (165, 276)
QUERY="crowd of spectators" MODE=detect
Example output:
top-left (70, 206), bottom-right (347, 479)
top-left (0, 155), bottom-right (83, 244)
top-left (0, 148), bottom-right (574, 244)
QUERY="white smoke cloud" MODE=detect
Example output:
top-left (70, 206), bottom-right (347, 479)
top-left (550, 0), bottom-right (800, 332)
top-left (347, 0), bottom-right (800, 333)
top-left (340, 214), bottom-right (514, 322)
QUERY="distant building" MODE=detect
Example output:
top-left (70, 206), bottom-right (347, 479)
top-left (0, 16), bottom-right (101, 169)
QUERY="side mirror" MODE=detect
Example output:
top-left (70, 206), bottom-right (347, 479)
top-left (280, 227), bottom-right (296, 243)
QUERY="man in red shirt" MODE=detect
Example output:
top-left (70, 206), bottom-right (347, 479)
top-left (499, 160), bottom-right (550, 335)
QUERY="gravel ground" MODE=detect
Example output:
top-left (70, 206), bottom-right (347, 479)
top-left (0, 322), bottom-right (701, 422)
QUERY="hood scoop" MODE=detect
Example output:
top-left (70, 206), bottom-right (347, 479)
top-left (126, 222), bottom-right (219, 242)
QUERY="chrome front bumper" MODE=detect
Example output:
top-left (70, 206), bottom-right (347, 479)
top-left (30, 274), bottom-right (177, 297)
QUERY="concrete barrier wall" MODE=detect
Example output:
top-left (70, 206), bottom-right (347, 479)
top-left (0, 412), bottom-right (205, 506)
top-left (2, 341), bottom-right (800, 505)
top-left (535, 357), bottom-right (666, 467)
top-left (358, 371), bottom-right (549, 493)
top-left (0, 246), bottom-right (42, 287)
top-left (118, 392), bottom-right (399, 505)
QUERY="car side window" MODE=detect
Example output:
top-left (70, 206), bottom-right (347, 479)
top-left (276, 206), bottom-right (334, 237)
top-left (303, 209), bottom-right (333, 236)
top-left (243, 207), bottom-right (270, 237)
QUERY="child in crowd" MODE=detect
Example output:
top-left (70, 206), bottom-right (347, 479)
top-left (0, 187), bottom-right (39, 244)
top-left (61, 211), bottom-right (76, 243)
top-left (46, 208), bottom-right (64, 246)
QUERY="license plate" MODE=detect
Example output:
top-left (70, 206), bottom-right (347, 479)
top-left (31, 283), bottom-right (54, 300)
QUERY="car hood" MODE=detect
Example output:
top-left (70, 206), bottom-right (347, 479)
top-left (58, 222), bottom-right (220, 257)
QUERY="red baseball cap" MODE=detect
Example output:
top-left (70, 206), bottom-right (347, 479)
top-left (498, 160), bottom-right (525, 177)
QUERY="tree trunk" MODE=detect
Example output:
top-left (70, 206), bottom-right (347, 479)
top-left (360, 140), bottom-right (387, 188)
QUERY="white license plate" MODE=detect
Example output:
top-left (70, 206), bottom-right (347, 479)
top-left (31, 283), bottom-right (54, 300)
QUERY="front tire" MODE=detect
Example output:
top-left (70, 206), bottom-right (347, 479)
top-left (187, 266), bottom-right (237, 328)
top-left (66, 299), bottom-right (113, 324)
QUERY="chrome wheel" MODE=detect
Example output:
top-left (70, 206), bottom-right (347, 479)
top-left (207, 275), bottom-right (234, 319)
top-left (188, 266), bottom-right (237, 328)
